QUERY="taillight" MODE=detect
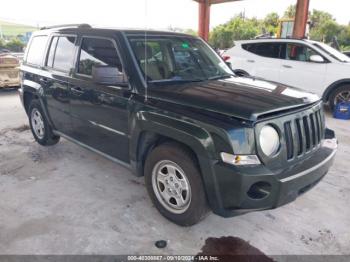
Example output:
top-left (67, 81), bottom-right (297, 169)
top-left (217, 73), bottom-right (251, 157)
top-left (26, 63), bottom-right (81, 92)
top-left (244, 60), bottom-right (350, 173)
top-left (222, 55), bottom-right (230, 62)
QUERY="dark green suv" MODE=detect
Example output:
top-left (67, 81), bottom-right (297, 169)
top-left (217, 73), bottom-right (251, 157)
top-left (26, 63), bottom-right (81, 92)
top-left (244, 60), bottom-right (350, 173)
top-left (19, 24), bottom-right (337, 226)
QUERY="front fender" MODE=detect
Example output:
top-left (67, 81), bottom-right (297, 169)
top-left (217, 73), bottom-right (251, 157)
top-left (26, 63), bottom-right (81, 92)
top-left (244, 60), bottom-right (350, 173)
top-left (129, 110), bottom-right (226, 214)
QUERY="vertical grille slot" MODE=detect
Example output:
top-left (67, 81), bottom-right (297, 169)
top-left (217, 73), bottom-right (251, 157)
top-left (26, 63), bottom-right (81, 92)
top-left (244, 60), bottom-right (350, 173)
top-left (317, 110), bottom-right (323, 142)
top-left (315, 110), bottom-right (321, 143)
top-left (310, 113), bottom-right (317, 146)
top-left (295, 119), bottom-right (303, 156)
top-left (303, 116), bottom-right (311, 150)
top-left (284, 121), bottom-right (293, 160)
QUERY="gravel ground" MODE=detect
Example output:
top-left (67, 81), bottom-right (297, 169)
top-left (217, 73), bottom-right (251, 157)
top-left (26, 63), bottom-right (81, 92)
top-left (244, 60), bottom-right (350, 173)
top-left (0, 89), bottom-right (349, 257)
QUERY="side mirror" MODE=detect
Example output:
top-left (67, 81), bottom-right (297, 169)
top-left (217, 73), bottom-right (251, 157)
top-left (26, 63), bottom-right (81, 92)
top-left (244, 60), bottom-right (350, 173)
top-left (309, 55), bottom-right (325, 63)
top-left (92, 66), bottom-right (128, 86)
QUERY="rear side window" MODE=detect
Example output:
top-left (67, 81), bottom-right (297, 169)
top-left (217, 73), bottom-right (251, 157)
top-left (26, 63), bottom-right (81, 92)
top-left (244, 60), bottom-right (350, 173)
top-left (26, 36), bottom-right (48, 66)
top-left (46, 36), bottom-right (76, 72)
top-left (242, 43), bottom-right (284, 59)
top-left (78, 37), bottom-right (123, 76)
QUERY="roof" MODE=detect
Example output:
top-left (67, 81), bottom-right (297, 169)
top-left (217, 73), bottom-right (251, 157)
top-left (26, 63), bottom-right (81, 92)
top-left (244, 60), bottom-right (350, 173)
top-left (234, 38), bottom-right (312, 44)
top-left (36, 24), bottom-right (196, 38)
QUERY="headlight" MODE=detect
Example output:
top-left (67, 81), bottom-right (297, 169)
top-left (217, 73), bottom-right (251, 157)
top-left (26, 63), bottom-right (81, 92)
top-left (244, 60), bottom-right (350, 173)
top-left (259, 125), bottom-right (280, 156)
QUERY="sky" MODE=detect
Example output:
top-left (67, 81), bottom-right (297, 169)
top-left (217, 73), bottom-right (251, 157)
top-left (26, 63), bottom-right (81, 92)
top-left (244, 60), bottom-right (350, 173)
top-left (0, 0), bottom-right (349, 30)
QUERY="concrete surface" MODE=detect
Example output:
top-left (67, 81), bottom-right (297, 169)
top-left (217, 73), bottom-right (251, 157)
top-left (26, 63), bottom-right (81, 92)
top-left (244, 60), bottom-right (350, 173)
top-left (0, 89), bottom-right (349, 256)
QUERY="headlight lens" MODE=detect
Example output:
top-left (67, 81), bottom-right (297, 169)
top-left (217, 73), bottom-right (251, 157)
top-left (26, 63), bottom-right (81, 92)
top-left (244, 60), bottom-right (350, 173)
top-left (259, 125), bottom-right (280, 156)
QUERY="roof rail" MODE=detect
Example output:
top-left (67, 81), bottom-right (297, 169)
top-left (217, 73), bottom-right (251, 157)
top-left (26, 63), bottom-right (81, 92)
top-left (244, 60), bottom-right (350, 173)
top-left (40, 24), bottom-right (91, 30)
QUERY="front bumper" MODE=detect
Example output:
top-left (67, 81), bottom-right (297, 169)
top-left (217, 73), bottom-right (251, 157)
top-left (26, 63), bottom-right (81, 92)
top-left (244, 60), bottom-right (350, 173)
top-left (211, 137), bottom-right (337, 217)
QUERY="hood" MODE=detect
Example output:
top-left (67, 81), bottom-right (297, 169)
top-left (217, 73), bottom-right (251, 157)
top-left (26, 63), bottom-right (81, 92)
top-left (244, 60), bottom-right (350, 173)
top-left (148, 76), bottom-right (320, 121)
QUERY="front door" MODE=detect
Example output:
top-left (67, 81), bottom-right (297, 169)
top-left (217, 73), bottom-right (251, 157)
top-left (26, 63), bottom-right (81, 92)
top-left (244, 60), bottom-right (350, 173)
top-left (69, 36), bottom-right (131, 163)
top-left (279, 43), bottom-right (327, 96)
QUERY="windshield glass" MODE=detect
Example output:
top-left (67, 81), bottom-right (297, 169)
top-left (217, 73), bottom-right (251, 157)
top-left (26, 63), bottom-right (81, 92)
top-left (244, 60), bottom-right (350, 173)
top-left (127, 35), bottom-right (233, 83)
top-left (313, 42), bottom-right (350, 62)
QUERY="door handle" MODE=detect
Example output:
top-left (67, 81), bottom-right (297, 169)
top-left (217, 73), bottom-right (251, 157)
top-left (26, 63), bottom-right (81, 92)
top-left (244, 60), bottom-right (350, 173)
top-left (71, 86), bottom-right (84, 95)
top-left (282, 65), bottom-right (293, 68)
top-left (247, 59), bottom-right (255, 63)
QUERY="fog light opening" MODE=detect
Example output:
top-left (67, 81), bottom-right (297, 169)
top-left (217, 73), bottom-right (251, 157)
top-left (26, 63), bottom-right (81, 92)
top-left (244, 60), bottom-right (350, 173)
top-left (247, 181), bottom-right (272, 200)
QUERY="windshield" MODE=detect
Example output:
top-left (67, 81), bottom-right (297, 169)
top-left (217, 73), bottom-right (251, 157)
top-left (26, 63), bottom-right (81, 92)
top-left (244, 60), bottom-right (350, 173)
top-left (127, 35), bottom-right (233, 83)
top-left (313, 42), bottom-right (350, 63)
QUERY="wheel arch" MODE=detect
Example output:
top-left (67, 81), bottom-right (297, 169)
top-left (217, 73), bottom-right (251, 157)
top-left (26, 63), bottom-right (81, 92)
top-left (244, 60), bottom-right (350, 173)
top-left (323, 79), bottom-right (350, 103)
top-left (23, 90), bottom-right (39, 114)
top-left (129, 111), bottom-right (225, 213)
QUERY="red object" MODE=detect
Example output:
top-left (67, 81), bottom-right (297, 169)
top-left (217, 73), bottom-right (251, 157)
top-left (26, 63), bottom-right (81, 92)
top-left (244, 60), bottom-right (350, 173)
top-left (293, 0), bottom-right (310, 38)
top-left (222, 55), bottom-right (230, 61)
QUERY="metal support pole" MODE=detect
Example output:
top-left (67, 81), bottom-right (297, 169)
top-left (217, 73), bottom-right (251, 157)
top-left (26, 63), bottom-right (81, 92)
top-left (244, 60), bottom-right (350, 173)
top-left (198, 0), bottom-right (210, 41)
top-left (293, 0), bottom-right (310, 38)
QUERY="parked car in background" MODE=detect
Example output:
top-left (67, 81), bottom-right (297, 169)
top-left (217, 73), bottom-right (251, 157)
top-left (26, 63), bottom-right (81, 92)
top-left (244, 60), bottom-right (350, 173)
top-left (224, 39), bottom-right (350, 110)
top-left (20, 25), bottom-right (337, 225)
top-left (0, 53), bottom-right (20, 89)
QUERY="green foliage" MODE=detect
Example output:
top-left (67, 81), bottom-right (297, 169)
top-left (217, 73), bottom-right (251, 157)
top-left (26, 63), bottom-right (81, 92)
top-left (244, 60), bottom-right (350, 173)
top-left (283, 5), bottom-right (296, 19)
top-left (4, 38), bottom-right (25, 52)
top-left (184, 29), bottom-right (197, 36)
top-left (209, 15), bottom-right (260, 49)
top-left (0, 38), bottom-right (5, 49)
top-left (209, 5), bottom-right (350, 51)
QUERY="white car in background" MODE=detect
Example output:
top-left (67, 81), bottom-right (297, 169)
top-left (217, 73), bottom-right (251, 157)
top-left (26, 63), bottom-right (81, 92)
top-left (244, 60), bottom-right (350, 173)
top-left (223, 39), bottom-right (350, 109)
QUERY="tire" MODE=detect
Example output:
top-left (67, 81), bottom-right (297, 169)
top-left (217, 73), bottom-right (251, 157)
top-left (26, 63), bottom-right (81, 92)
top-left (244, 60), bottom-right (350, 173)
top-left (329, 85), bottom-right (350, 111)
top-left (28, 100), bottom-right (60, 146)
top-left (144, 142), bottom-right (209, 226)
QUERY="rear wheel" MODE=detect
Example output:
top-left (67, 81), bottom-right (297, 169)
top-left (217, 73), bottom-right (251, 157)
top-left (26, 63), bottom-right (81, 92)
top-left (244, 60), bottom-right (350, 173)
top-left (329, 85), bottom-right (350, 110)
top-left (144, 142), bottom-right (209, 226)
top-left (29, 100), bottom-right (60, 146)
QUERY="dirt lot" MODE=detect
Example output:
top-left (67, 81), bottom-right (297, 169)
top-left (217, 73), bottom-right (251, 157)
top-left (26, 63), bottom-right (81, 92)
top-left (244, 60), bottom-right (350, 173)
top-left (0, 89), bottom-right (349, 257)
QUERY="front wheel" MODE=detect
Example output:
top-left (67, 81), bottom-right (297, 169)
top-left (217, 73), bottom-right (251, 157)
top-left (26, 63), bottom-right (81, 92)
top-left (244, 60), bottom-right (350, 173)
top-left (144, 142), bottom-right (209, 226)
top-left (329, 85), bottom-right (350, 110)
top-left (29, 100), bottom-right (60, 146)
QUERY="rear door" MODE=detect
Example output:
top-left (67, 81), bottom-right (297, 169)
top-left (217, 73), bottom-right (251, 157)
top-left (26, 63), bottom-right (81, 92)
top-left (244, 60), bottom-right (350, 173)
top-left (240, 42), bottom-right (283, 82)
top-left (278, 42), bottom-right (327, 94)
top-left (69, 35), bottom-right (131, 163)
top-left (42, 35), bottom-right (77, 136)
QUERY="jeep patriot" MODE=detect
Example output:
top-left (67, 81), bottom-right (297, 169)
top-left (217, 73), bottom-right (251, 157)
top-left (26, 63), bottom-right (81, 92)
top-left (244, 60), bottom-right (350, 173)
top-left (19, 24), bottom-right (337, 225)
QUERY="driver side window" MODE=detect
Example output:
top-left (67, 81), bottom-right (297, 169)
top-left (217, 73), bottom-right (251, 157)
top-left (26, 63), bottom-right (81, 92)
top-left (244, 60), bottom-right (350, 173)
top-left (285, 43), bottom-right (319, 62)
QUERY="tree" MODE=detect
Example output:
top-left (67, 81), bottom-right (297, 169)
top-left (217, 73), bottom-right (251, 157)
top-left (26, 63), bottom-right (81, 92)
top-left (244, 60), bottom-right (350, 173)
top-left (283, 4), bottom-right (296, 19)
top-left (208, 5), bottom-right (350, 51)
top-left (184, 29), bottom-right (197, 36)
top-left (5, 38), bottom-right (24, 52)
top-left (310, 9), bottom-right (334, 28)
top-left (0, 38), bottom-right (6, 49)
top-left (309, 10), bottom-right (339, 43)
top-left (263, 12), bottom-right (280, 35)
top-left (209, 15), bottom-right (259, 49)
top-left (264, 12), bottom-right (279, 28)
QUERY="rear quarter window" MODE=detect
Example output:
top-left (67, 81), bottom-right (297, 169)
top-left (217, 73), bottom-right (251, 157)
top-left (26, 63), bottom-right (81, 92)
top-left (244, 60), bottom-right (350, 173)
top-left (25, 35), bottom-right (48, 66)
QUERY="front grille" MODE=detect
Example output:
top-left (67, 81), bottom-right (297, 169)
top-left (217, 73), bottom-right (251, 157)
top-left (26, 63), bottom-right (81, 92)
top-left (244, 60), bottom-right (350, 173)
top-left (284, 108), bottom-right (324, 160)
